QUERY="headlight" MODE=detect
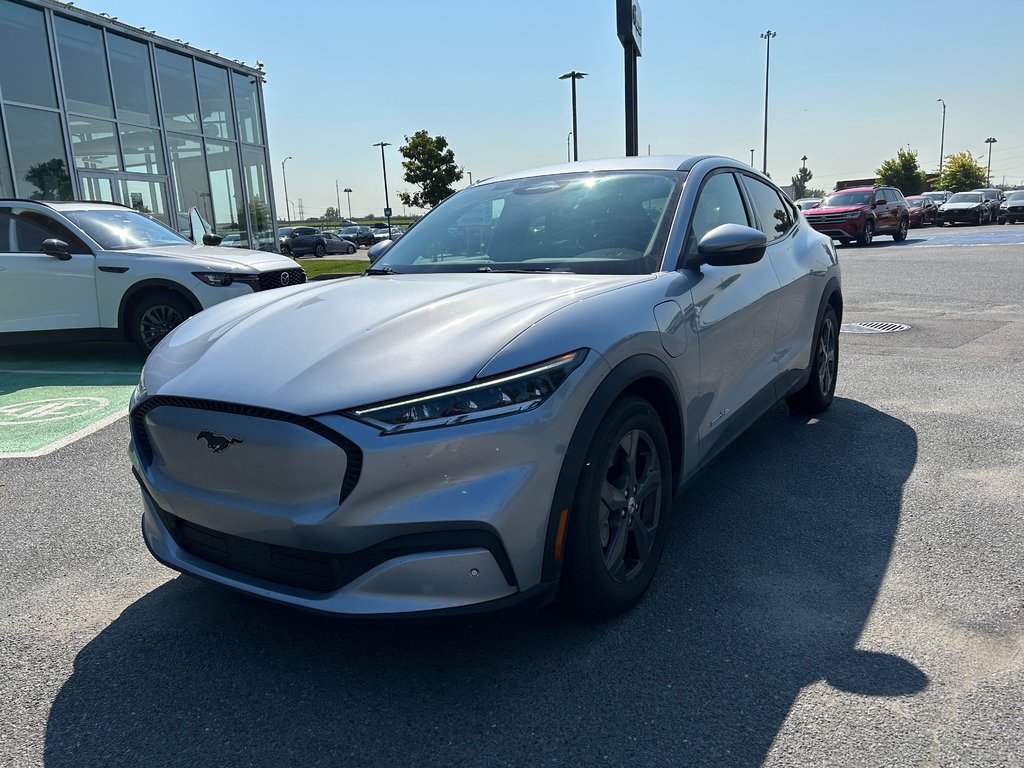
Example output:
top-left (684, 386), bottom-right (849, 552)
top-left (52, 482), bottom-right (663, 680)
top-left (193, 271), bottom-right (234, 286)
top-left (344, 350), bottom-right (587, 433)
top-left (844, 211), bottom-right (863, 219)
top-left (129, 375), bottom-right (148, 411)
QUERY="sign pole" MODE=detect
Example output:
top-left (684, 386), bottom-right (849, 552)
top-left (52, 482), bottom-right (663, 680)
top-left (616, 0), bottom-right (642, 157)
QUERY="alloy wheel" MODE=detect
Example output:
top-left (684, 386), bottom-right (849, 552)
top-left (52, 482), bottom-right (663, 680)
top-left (817, 313), bottom-right (837, 397)
top-left (139, 304), bottom-right (185, 350)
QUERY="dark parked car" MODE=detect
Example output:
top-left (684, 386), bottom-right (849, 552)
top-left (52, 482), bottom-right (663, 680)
top-left (280, 226), bottom-right (334, 257)
top-left (997, 190), bottom-right (1024, 224)
top-left (936, 192), bottom-right (992, 226)
top-left (802, 185), bottom-right (910, 246)
top-left (320, 232), bottom-right (358, 255)
top-left (971, 188), bottom-right (1005, 220)
top-left (904, 195), bottom-right (938, 227)
top-left (338, 225), bottom-right (375, 247)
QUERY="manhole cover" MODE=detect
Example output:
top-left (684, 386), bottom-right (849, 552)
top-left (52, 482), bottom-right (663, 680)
top-left (840, 322), bottom-right (911, 334)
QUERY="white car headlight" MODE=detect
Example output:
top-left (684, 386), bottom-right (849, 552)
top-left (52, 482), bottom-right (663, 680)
top-left (344, 350), bottom-right (587, 434)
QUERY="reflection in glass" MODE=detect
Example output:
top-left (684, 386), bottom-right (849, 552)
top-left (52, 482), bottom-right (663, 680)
top-left (55, 17), bottom-right (114, 118)
top-left (241, 145), bottom-right (271, 245)
top-left (233, 72), bottom-right (263, 145)
top-left (6, 106), bottom-right (72, 200)
top-left (120, 178), bottom-right (169, 225)
top-left (0, 118), bottom-right (13, 197)
top-left (196, 62), bottom-right (234, 140)
top-left (167, 134), bottom-right (211, 233)
top-left (206, 139), bottom-right (242, 235)
top-left (80, 174), bottom-right (115, 202)
top-left (0, 2), bottom-right (57, 108)
top-left (108, 34), bottom-right (159, 126)
top-left (156, 49), bottom-right (200, 133)
top-left (120, 125), bottom-right (164, 174)
top-left (69, 117), bottom-right (120, 171)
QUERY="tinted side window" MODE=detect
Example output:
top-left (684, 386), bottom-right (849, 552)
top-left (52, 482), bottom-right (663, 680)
top-left (684, 172), bottom-right (749, 263)
top-left (883, 189), bottom-right (900, 203)
top-left (741, 176), bottom-right (793, 241)
top-left (0, 208), bottom-right (90, 253)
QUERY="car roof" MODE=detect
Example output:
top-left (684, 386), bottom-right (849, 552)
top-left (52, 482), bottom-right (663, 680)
top-left (0, 198), bottom-right (133, 212)
top-left (481, 154), bottom-right (727, 185)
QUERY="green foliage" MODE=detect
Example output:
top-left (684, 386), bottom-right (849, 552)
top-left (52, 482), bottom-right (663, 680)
top-left (791, 166), bottom-right (814, 199)
top-left (938, 151), bottom-right (988, 192)
top-left (398, 130), bottom-right (463, 209)
top-left (805, 187), bottom-right (827, 198)
top-left (324, 206), bottom-right (339, 220)
top-left (25, 158), bottom-right (72, 200)
top-left (875, 149), bottom-right (926, 196)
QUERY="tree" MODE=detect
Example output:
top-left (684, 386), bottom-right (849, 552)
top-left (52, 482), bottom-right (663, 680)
top-left (875, 148), bottom-right (926, 196)
top-left (806, 187), bottom-right (827, 198)
top-left (323, 206), bottom-right (339, 220)
top-left (937, 151), bottom-right (987, 193)
top-left (24, 158), bottom-right (72, 200)
top-left (398, 130), bottom-right (463, 209)
top-left (791, 165), bottom-right (814, 199)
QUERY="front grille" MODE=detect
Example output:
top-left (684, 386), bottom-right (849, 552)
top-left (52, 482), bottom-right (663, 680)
top-left (157, 508), bottom-right (345, 592)
top-left (1008, 206), bottom-right (1024, 213)
top-left (130, 396), bottom-right (362, 505)
top-left (258, 268), bottom-right (307, 291)
top-left (808, 213), bottom-right (854, 224)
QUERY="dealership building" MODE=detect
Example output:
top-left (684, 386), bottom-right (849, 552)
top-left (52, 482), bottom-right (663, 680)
top-left (0, 0), bottom-right (276, 242)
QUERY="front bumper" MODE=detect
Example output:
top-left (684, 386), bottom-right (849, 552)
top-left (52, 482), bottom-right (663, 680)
top-left (130, 353), bottom-right (609, 616)
top-left (805, 215), bottom-right (865, 239)
top-left (937, 209), bottom-right (983, 223)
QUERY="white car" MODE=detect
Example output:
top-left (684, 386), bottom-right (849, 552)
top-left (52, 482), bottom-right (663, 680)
top-left (0, 200), bottom-right (305, 352)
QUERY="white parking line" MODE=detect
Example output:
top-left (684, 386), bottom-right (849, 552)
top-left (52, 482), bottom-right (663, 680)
top-left (0, 408), bottom-right (128, 459)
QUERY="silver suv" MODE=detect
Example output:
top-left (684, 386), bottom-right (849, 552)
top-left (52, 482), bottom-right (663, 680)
top-left (0, 200), bottom-right (304, 351)
top-left (131, 155), bottom-right (842, 619)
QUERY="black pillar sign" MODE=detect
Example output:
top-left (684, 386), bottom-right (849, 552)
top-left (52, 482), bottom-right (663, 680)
top-left (616, 0), bottom-right (641, 156)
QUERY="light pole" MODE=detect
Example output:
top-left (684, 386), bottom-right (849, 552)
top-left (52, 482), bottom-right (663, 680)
top-left (985, 137), bottom-right (997, 186)
top-left (937, 99), bottom-right (946, 179)
top-left (559, 71), bottom-right (587, 161)
top-left (801, 154), bottom-right (807, 170)
top-left (567, 131), bottom-right (572, 163)
top-left (760, 30), bottom-right (776, 176)
top-left (373, 141), bottom-right (392, 238)
top-left (343, 187), bottom-right (352, 220)
top-left (335, 179), bottom-right (341, 224)
top-left (750, 148), bottom-right (755, 167)
top-left (281, 156), bottom-right (293, 222)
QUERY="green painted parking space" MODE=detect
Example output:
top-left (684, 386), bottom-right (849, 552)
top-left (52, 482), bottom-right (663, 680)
top-left (0, 343), bottom-right (142, 458)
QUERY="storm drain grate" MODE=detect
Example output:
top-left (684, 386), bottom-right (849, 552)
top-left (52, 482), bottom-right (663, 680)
top-left (840, 322), bottom-right (911, 334)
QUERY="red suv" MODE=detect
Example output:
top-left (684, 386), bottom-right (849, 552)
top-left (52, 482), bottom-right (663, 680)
top-left (802, 185), bottom-right (910, 246)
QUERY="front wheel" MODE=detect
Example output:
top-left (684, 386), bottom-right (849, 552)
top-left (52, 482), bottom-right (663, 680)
top-left (893, 217), bottom-right (909, 242)
top-left (314, 243), bottom-right (326, 258)
top-left (857, 219), bottom-right (874, 246)
top-left (559, 397), bottom-right (673, 619)
top-left (786, 304), bottom-right (839, 415)
top-left (129, 292), bottom-right (193, 353)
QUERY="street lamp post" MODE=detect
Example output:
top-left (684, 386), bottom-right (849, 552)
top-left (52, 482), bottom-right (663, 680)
top-left (760, 30), bottom-right (776, 176)
top-left (985, 137), bottom-right (997, 186)
top-left (373, 141), bottom-right (392, 238)
top-left (567, 131), bottom-right (572, 163)
top-left (801, 154), bottom-right (808, 170)
top-left (937, 99), bottom-right (946, 179)
top-left (281, 156), bottom-right (293, 223)
top-left (335, 180), bottom-right (341, 225)
top-left (343, 188), bottom-right (353, 220)
top-left (559, 71), bottom-right (587, 161)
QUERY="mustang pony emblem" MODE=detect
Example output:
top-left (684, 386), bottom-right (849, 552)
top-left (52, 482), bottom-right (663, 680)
top-left (196, 430), bottom-right (243, 453)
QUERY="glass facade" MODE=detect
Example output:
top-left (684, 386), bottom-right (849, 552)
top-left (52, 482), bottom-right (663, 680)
top-left (0, 0), bottom-right (275, 248)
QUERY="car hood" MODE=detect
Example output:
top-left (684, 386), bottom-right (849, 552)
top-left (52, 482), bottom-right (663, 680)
top-left (143, 272), bottom-right (652, 414)
top-left (803, 205), bottom-right (864, 216)
top-left (118, 244), bottom-right (295, 271)
top-left (941, 202), bottom-right (982, 210)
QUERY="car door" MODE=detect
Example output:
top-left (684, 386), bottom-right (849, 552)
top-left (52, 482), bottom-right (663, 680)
top-left (0, 206), bottom-right (99, 333)
top-left (679, 170), bottom-right (782, 461)
top-left (739, 173), bottom-right (826, 394)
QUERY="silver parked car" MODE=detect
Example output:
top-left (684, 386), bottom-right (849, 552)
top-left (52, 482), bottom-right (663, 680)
top-left (130, 155), bottom-right (842, 619)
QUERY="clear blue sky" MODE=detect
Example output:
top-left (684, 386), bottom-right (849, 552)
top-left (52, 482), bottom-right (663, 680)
top-left (93, 0), bottom-right (1024, 217)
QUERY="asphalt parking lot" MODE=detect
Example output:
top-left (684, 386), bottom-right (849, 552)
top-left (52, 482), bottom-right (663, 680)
top-left (1, 222), bottom-right (1021, 767)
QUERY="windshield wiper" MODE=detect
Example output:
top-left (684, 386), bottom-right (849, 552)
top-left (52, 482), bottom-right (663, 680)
top-left (476, 266), bottom-right (574, 274)
top-left (364, 266), bottom-right (400, 275)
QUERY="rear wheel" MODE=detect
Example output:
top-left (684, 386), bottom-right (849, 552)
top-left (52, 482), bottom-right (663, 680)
top-left (559, 397), bottom-right (672, 619)
top-left (346, 242), bottom-right (356, 254)
top-left (857, 219), bottom-right (874, 246)
top-left (129, 291), bottom-right (192, 353)
top-left (786, 304), bottom-right (839, 415)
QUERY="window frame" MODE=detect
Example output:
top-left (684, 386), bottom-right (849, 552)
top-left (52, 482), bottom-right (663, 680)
top-left (736, 172), bottom-right (796, 245)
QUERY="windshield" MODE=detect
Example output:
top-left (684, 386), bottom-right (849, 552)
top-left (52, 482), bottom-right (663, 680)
top-left (822, 191), bottom-right (873, 207)
top-left (62, 208), bottom-right (192, 250)
top-left (906, 197), bottom-right (926, 206)
top-left (372, 171), bottom-right (683, 275)
top-left (1009, 191), bottom-right (1024, 201)
top-left (923, 192), bottom-right (945, 200)
top-left (948, 193), bottom-right (982, 204)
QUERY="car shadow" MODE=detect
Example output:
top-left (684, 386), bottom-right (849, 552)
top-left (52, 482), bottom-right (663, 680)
top-left (43, 397), bottom-right (923, 767)
top-left (835, 237), bottom-right (928, 249)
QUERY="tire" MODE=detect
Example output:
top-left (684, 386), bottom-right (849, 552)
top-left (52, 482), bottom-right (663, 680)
top-left (976, 211), bottom-right (984, 226)
top-left (129, 291), bottom-right (193, 353)
top-left (346, 243), bottom-right (356, 255)
top-left (857, 219), bottom-right (874, 246)
top-left (838, 238), bottom-right (851, 246)
top-left (893, 217), bottom-right (909, 242)
top-left (281, 246), bottom-right (292, 256)
top-left (314, 243), bottom-right (326, 258)
top-left (786, 304), bottom-right (839, 415)
top-left (559, 397), bottom-right (673, 619)
top-left (997, 217), bottom-right (1006, 225)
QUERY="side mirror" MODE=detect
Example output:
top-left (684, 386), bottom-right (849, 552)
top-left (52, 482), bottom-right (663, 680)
top-left (696, 224), bottom-right (767, 267)
top-left (202, 233), bottom-right (223, 246)
top-left (873, 197), bottom-right (886, 206)
top-left (41, 238), bottom-right (72, 260)
top-left (367, 240), bottom-right (392, 261)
